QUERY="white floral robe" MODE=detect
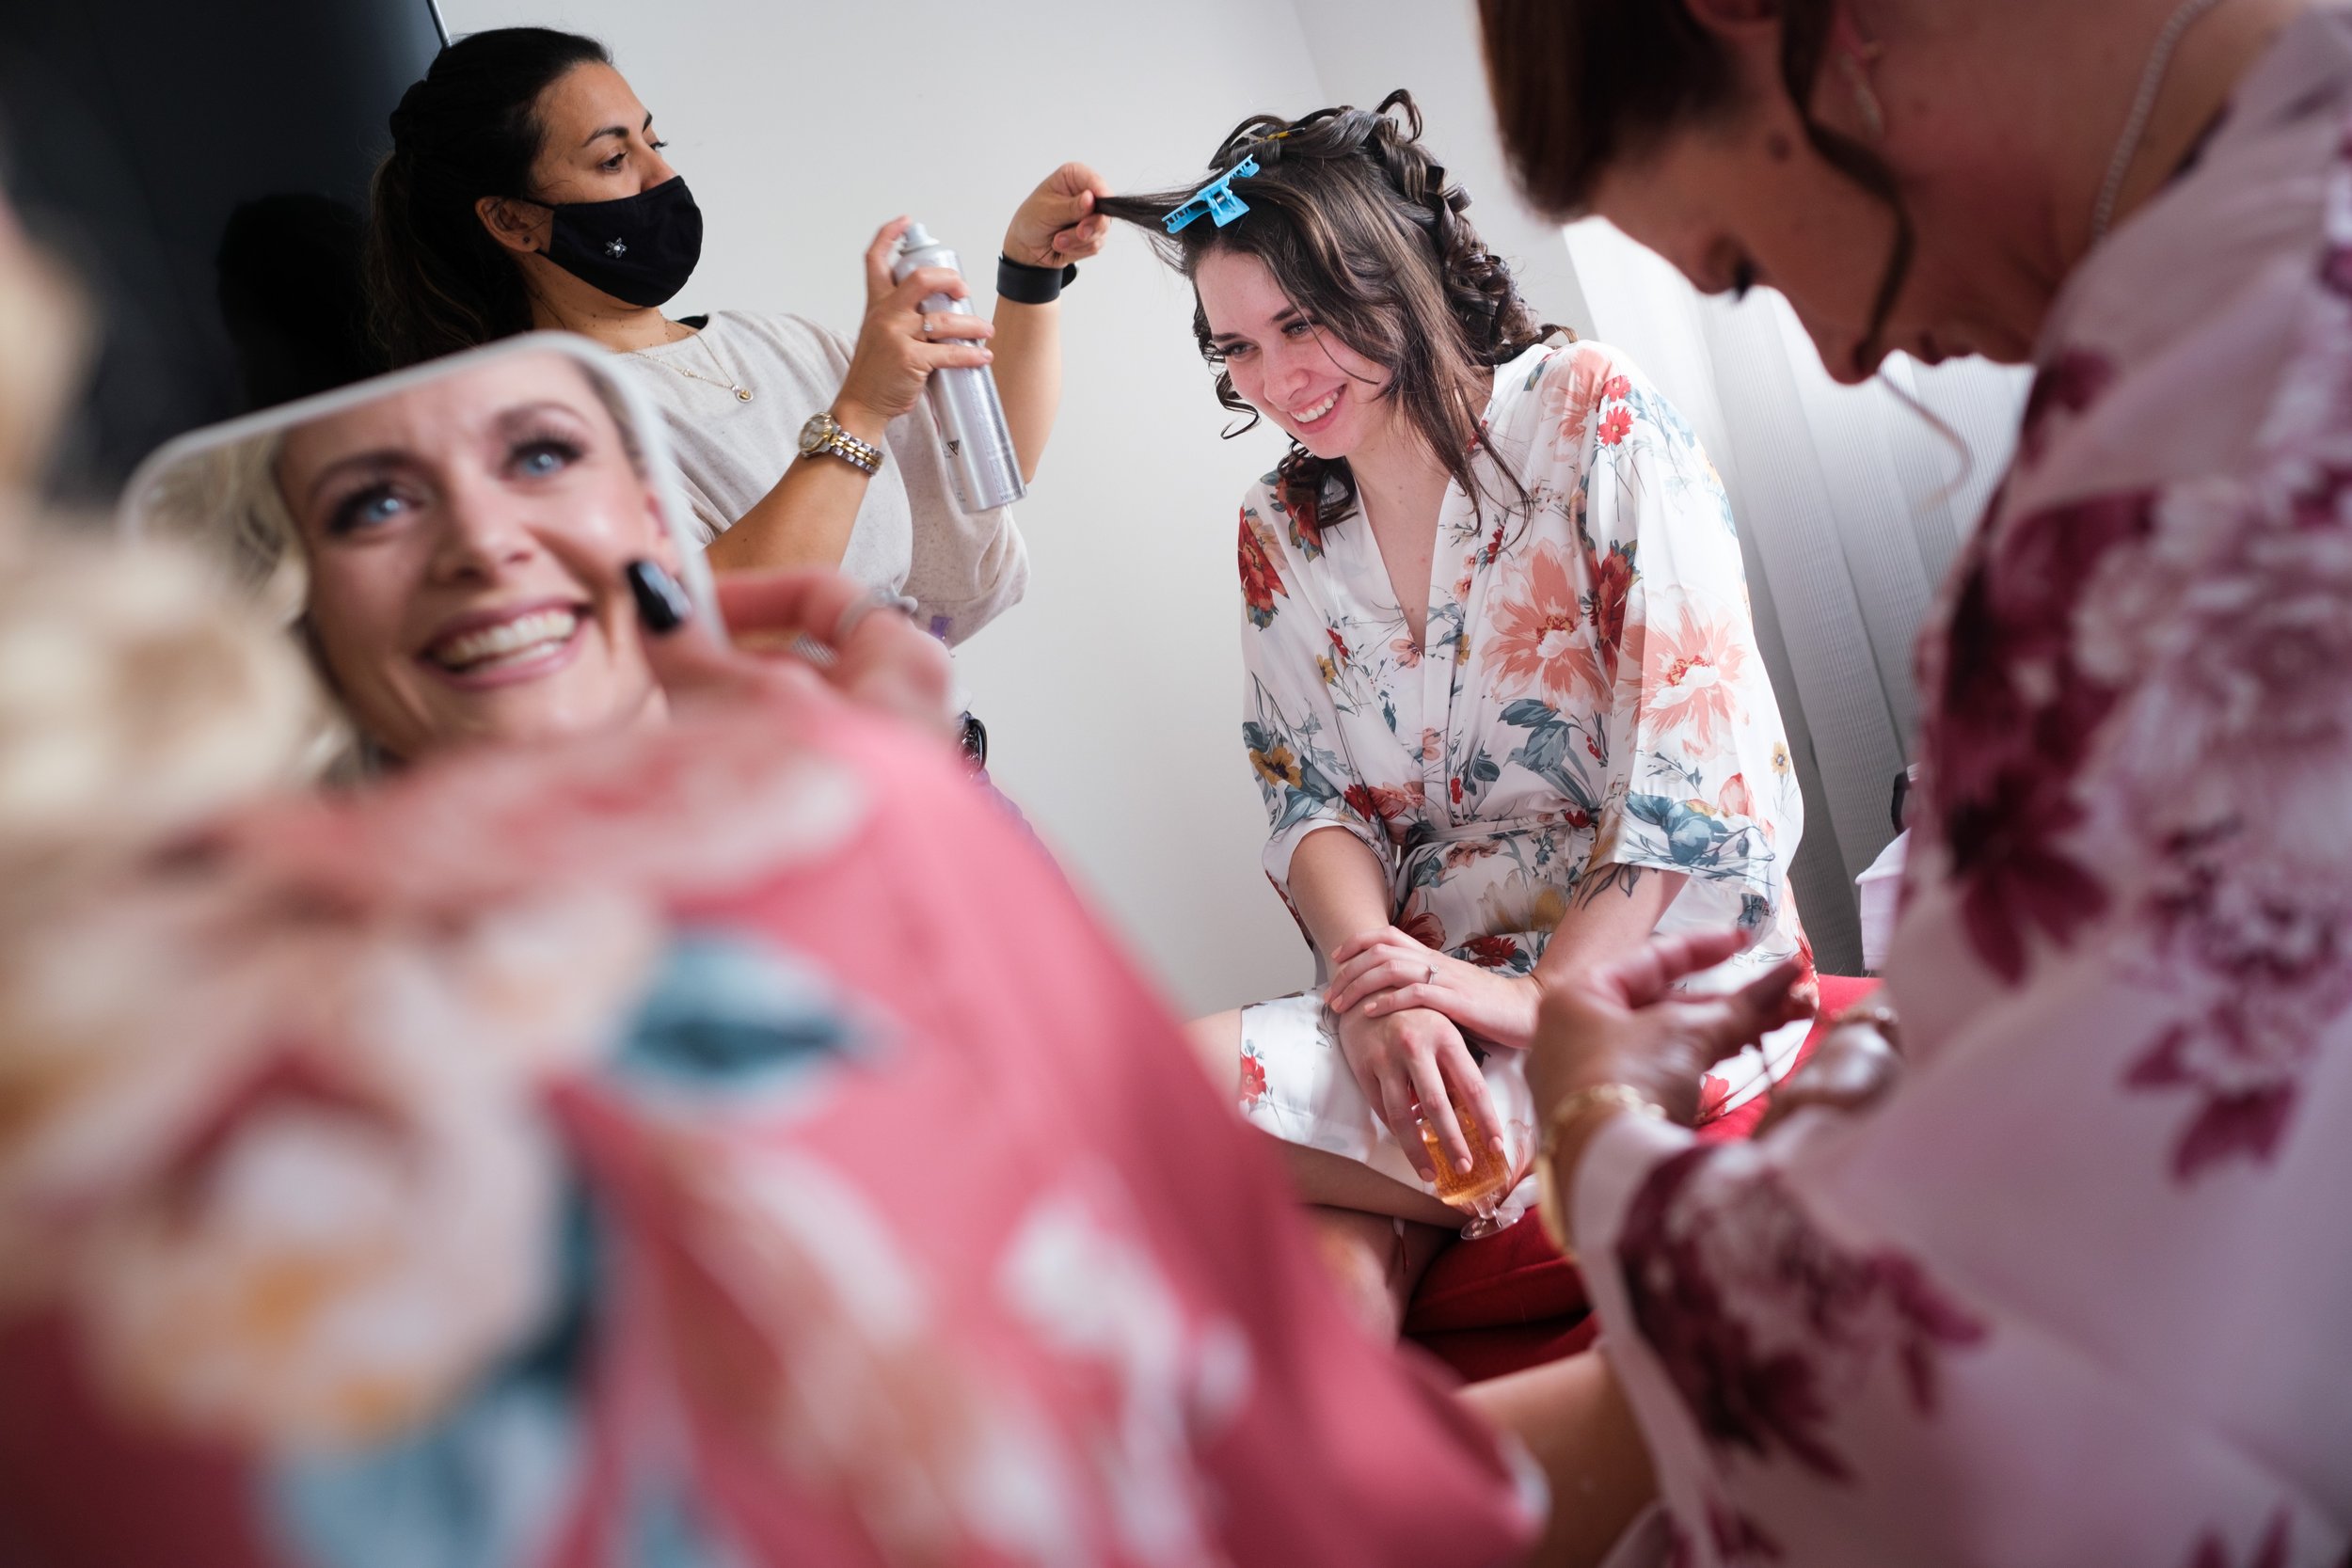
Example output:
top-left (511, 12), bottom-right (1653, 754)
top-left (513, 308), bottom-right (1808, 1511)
top-left (1233, 338), bottom-right (1811, 1205)
top-left (1574, 14), bottom-right (2352, 1565)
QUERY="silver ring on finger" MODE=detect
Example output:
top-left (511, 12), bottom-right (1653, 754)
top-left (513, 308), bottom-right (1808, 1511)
top-left (1425, 963), bottom-right (1437, 986)
top-left (917, 313), bottom-right (933, 336)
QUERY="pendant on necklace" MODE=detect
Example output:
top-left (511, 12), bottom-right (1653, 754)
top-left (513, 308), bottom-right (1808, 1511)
top-left (735, 387), bottom-right (754, 403)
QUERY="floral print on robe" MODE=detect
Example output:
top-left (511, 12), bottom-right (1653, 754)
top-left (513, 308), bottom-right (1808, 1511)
top-left (1569, 17), bottom-right (2352, 1566)
top-left (0, 685), bottom-right (1537, 1567)
top-left (1241, 339), bottom-right (1803, 979)
top-left (1234, 339), bottom-right (1809, 1177)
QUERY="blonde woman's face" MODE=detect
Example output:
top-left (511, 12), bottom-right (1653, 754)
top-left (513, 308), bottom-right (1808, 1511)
top-left (276, 355), bottom-right (675, 760)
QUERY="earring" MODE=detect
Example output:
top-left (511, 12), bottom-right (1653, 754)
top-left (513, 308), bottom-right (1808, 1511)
top-left (1836, 45), bottom-right (1886, 140)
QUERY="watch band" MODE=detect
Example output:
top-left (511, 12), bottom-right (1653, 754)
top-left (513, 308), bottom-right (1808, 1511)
top-left (802, 415), bottom-right (883, 476)
top-left (997, 254), bottom-right (1077, 305)
top-left (1534, 1083), bottom-right (1665, 1258)
top-left (813, 427), bottom-right (882, 475)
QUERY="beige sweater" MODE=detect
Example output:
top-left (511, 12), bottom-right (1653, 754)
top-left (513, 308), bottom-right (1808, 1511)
top-left (620, 310), bottom-right (1027, 646)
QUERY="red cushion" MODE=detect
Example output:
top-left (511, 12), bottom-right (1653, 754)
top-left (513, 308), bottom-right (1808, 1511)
top-left (1405, 975), bottom-right (1882, 1381)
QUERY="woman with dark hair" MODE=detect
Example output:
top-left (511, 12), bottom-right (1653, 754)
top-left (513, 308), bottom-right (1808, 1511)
top-left (1098, 93), bottom-right (1813, 1337)
top-left (1471, 0), bottom-right (2352, 1563)
top-left (368, 27), bottom-right (1105, 673)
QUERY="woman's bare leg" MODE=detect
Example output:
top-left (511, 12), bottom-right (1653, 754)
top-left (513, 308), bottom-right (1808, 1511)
top-left (1460, 1353), bottom-right (1658, 1568)
top-left (1308, 1206), bottom-right (1452, 1338)
top-left (1279, 1141), bottom-right (1463, 1225)
top-left (1186, 1008), bottom-right (1458, 1332)
top-left (1185, 1009), bottom-right (1461, 1225)
top-left (1184, 1008), bottom-right (1244, 1095)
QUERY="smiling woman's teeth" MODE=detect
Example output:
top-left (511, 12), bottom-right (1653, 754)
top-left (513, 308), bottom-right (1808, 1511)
top-left (1293, 390), bottom-right (1339, 424)
top-left (430, 609), bottom-right (580, 673)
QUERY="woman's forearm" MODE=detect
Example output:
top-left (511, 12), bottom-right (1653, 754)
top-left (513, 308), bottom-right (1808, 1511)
top-left (701, 405), bottom-right (882, 575)
top-left (1285, 826), bottom-right (1398, 964)
top-left (1533, 864), bottom-right (1689, 990)
top-left (989, 297), bottom-right (1058, 483)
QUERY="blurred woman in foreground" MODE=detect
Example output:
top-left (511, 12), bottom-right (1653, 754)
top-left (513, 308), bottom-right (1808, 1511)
top-left (1472, 0), bottom-right (2352, 1562)
top-left (0, 180), bottom-right (1808, 1564)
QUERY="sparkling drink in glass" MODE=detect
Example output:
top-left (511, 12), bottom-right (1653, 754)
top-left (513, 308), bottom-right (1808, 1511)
top-left (1420, 1092), bottom-right (1521, 1239)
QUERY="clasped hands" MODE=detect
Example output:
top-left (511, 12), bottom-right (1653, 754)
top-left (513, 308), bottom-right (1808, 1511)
top-left (1326, 924), bottom-right (1821, 1195)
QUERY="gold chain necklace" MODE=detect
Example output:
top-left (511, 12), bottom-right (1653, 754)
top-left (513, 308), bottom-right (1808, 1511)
top-left (2090, 0), bottom-right (2233, 243)
top-left (651, 323), bottom-right (755, 403)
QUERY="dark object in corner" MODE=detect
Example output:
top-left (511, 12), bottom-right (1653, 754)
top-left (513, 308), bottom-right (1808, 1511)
top-left (216, 194), bottom-right (383, 411)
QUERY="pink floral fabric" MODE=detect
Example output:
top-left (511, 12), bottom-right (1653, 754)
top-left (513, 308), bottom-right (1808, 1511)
top-left (0, 683), bottom-right (1538, 1566)
top-left (1571, 16), bottom-right (2352, 1566)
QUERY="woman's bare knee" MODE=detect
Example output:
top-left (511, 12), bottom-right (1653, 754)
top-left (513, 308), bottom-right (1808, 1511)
top-left (1184, 1008), bottom-right (1243, 1097)
top-left (1308, 1206), bottom-right (1448, 1339)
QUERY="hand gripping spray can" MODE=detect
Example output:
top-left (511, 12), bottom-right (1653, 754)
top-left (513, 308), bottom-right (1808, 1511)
top-left (892, 222), bottom-right (1027, 512)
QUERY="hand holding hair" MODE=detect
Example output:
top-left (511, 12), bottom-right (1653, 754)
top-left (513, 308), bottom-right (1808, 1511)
top-left (1002, 163), bottom-right (1113, 270)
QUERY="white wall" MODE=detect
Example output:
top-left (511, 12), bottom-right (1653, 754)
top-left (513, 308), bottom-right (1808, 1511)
top-left (1287, 0), bottom-right (1593, 339)
top-left (439, 0), bottom-right (1993, 995)
top-left (443, 0), bottom-right (1381, 1013)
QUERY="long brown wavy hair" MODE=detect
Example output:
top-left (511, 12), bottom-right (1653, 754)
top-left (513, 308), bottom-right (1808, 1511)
top-left (1096, 89), bottom-right (1562, 530)
top-left (1475, 0), bottom-right (1913, 378)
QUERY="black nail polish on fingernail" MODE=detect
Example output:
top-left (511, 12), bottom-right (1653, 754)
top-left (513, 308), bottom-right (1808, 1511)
top-left (626, 560), bottom-right (691, 634)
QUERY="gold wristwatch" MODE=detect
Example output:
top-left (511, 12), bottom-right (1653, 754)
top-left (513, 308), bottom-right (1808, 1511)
top-left (797, 410), bottom-right (883, 475)
top-left (1534, 1083), bottom-right (1665, 1258)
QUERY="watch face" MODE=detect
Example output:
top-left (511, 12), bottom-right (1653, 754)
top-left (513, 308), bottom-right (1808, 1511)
top-left (798, 414), bottom-right (834, 456)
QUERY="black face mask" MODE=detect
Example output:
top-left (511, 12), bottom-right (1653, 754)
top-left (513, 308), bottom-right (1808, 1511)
top-left (538, 177), bottom-right (703, 308)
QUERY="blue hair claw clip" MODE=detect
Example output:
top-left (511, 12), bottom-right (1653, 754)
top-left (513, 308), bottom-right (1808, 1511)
top-left (1164, 156), bottom-right (1261, 233)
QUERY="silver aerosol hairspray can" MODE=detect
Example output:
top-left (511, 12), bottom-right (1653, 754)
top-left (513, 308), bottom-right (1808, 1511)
top-left (891, 222), bottom-right (1027, 513)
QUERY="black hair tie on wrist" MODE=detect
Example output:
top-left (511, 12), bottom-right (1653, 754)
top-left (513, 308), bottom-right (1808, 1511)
top-left (997, 254), bottom-right (1077, 305)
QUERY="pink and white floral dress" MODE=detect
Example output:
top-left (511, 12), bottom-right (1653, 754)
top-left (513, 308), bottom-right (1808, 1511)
top-left (1571, 12), bottom-right (2352, 1564)
top-left (0, 682), bottom-right (1539, 1566)
top-left (1233, 338), bottom-right (1812, 1204)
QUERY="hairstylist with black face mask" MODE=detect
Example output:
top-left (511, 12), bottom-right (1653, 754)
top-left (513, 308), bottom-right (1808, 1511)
top-left (368, 28), bottom-right (1107, 685)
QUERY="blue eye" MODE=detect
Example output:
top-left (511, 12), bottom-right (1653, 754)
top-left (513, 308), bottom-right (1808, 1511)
top-left (511, 436), bottom-right (582, 478)
top-left (327, 484), bottom-right (413, 536)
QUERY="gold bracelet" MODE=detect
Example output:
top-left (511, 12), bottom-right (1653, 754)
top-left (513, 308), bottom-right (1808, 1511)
top-left (1534, 1084), bottom-right (1665, 1258)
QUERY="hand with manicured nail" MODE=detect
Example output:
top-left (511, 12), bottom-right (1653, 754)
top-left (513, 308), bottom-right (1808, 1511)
top-left (1333, 1000), bottom-right (1506, 1183)
top-left (1327, 925), bottom-right (1544, 1051)
top-left (625, 560), bottom-right (956, 741)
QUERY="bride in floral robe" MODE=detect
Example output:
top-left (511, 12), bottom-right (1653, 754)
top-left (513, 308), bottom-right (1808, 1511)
top-left (1232, 334), bottom-right (1812, 1217)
